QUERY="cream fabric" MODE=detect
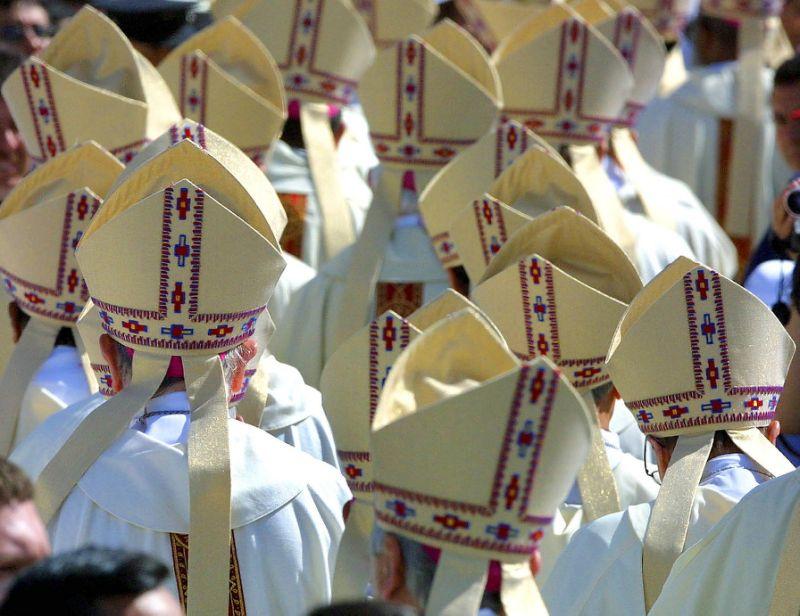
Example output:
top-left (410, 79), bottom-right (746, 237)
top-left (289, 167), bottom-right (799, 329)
top-left (454, 0), bottom-right (547, 50)
top-left (1, 6), bottom-right (179, 163)
top-left (418, 120), bottom-right (555, 269)
top-left (354, 0), bottom-right (437, 48)
top-left (372, 309), bottom-right (593, 615)
top-left (649, 467), bottom-right (800, 616)
top-left (158, 16), bottom-right (286, 163)
top-left (10, 394), bottom-right (351, 616)
top-left (542, 453), bottom-right (774, 615)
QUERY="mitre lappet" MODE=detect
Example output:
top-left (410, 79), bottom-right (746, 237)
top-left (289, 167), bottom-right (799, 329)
top-left (606, 257), bottom-right (796, 610)
top-left (30, 138), bottom-right (286, 616)
top-left (157, 16), bottom-right (287, 170)
top-left (446, 142), bottom-right (599, 284)
top-left (213, 0), bottom-right (377, 266)
top-left (0, 6), bottom-right (179, 164)
top-left (331, 20), bottom-right (501, 340)
top-left (353, 0), bottom-right (438, 48)
top-left (0, 142), bottom-right (124, 455)
top-left (418, 119), bottom-right (558, 276)
top-left (321, 289), bottom-right (486, 598)
top-left (467, 207), bottom-right (643, 522)
top-left (371, 307), bottom-right (593, 615)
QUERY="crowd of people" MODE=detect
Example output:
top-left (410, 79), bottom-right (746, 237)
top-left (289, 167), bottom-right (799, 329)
top-left (0, 0), bottom-right (798, 614)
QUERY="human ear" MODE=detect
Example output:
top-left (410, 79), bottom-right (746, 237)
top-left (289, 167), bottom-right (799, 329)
top-left (99, 334), bottom-right (125, 393)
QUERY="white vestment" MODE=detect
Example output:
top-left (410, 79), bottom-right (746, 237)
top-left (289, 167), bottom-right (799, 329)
top-left (541, 453), bottom-right (771, 615)
top-left (267, 136), bottom-right (373, 271)
top-left (610, 400), bottom-right (648, 462)
top-left (537, 429), bottom-right (659, 584)
top-left (636, 62), bottom-right (792, 238)
top-left (268, 253), bottom-right (316, 332)
top-left (649, 467), bottom-right (800, 616)
top-left (257, 354), bottom-right (339, 470)
top-left (604, 156), bottom-right (738, 278)
top-left (623, 210), bottom-right (697, 283)
top-left (270, 213), bottom-right (449, 388)
top-left (11, 391), bottom-right (351, 616)
top-left (15, 345), bottom-right (91, 448)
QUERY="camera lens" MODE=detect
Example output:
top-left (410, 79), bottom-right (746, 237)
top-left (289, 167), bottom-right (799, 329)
top-left (785, 186), bottom-right (800, 217)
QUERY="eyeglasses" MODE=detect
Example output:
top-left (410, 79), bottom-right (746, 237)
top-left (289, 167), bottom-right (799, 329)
top-left (0, 23), bottom-right (56, 42)
top-left (643, 438), bottom-right (662, 485)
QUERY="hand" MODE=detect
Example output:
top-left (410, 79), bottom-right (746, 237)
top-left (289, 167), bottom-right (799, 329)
top-left (773, 192), bottom-right (795, 241)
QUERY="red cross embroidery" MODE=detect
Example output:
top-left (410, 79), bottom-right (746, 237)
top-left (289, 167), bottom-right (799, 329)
top-left (383, 316), bottom-right (397, 351)
top-left (30, 65), bottom-right (40, 87)
top-left (433, 514), bottom-right (470, 530)
top-left (529, 369), bottom-right (545, 402)
top-left (537, 333), bottom-right (549, 355)
top-left (744, 398), bottom-right (763, 411)
top-left (24, 292), bottom-right (44, 305)
top-left (504, 474), bottom-right (520, 510)
top-left (705, 358), bottom-right (719, 389)
top-left (76, 195), bottom-right (89, 220)
top-left (176, 188), bottom-right (192, 220)
top-left (122, 319), bottom-right (147, 334)
top-left (695, 271), bottom-right (710, 300)
top-left (663, 405), bottom-right (689, 418)
top-left (66, 269), bottom-right (79, 293)
top-left (574, 366), bottom-right (601, 379)
top-left (506, 126), bottom-right (518, 150)
top-left (482, 200), bottom-right (495, 225)
top-left (171, 282), bottom-right (186, 313)
top-left (529, 259), bottom-right (542, 284)
top-left (207, 325), bottom-right (233, 338)
top-left (344, 464), bottom-right (362, 479)
top-left (637, 409), bottom-right (653, 424)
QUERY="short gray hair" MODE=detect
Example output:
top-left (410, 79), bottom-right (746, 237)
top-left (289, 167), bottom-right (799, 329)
top-left (371, 525), bottom-right (436, 607)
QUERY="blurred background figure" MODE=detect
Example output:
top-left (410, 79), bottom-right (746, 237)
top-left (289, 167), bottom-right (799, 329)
top-left (0, 49), bottom-right (26, 204)
top-left (308, 601), bottom-right (418, 616)
top-left (0, 458), bottom-right (49, 603)
top-left (0, 547), bottom-right (182, 615)
top-left (88, 0), bottom-right (207, 65)
top-left (0, 0), bottom-right (52, 56)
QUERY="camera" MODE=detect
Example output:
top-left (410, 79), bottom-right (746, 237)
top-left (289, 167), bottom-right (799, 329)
top-left (782, 177), bottom-right (800, 253)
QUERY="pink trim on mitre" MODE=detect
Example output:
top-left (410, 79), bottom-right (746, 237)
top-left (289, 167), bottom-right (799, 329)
top-left (287, 99), bottom-right (340, 120)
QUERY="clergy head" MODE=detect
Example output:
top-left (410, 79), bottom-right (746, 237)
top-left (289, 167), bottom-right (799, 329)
top-left (445, 145), bottom-right (600, 286)
top-left (359, 21), bottom-right (501, 202)
top-left (0, 142), bottom-right (124, 456)
top-left (773, 54), bottom-right (800, 172)
top-left (0, 457), bottom-right (49, 603)
top-left (466, 208), bottom-right (641, 415)
top-left (0, 6), bottom-right (180, 165)
top-left (157, 17), bottom-right (287, 170)
top-left (492, 3), bottom-right (633, 153)
top-left (66, 132), bottom-right (286, 615)
top-left (606, 256), bottom-right (796, 608)
top-left (370, 308), bottom-right (592, 613)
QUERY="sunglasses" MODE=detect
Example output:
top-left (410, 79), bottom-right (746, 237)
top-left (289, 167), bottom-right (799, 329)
top-left (0, 23), bottom-right (55, 41)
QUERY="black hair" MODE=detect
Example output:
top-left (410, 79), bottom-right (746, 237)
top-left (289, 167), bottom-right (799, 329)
top-left (0, 48), bottom-right (23, 83)
top-left (280, 111), bottom-right (343, 150)
top-left (12, 302), bottom-right (76, 347)
top-left (98, 5), bottom-right (190, 46)
top-left (309, 602), bottom-right (419, 616)
top-left (775, 54), bottom-right (800, 88)
top-left (0, 546), bottom-right (170, 616)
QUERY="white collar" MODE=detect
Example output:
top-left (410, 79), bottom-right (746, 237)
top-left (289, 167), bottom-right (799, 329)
top-left (701, 453), bottom-right (770, 483)
top-left (601, 429), bottom-right (621, 451)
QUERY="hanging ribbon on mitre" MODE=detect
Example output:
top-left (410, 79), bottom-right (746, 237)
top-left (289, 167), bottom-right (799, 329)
top-left (470, 208), bottom-right (644, 521)
top-left (330, 19), bottom-right (501, 348)
top-left (372, 308), bottom-right (593, 614)
top-left (0, 6), bottom-right (179, 166)
top-left (606, 257), bottom-right (796, 610)
top-left (493, 4), bottom-right (643, 267)
top-left (0, 142), bottom-right (123, 455)
top-left (32, 135), bottom-right (286, 616)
